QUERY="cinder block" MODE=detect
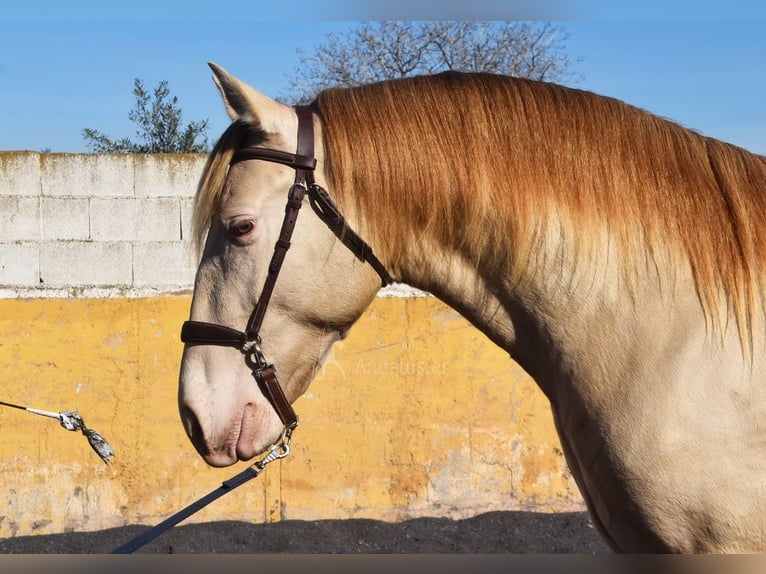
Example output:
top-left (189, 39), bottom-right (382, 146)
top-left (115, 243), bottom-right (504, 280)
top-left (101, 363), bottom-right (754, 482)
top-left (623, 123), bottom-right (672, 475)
top-left (0, 242), bottom-right (39, 286)
top-left (0, 152), bottom-right (41, 196)
top-left (42, 154), bottom-right (134, 198)
top-left (41, 197), bottom-right (90, 240)
top-left (0, 196), bottom-right (39, 241)
top-left (40, 241), bottom-right (132, 287)
top-left (133, 241), bottom-right (197, 287)
top-left (90, 198), bottom-right (181, 241)
top-left (134, 154), bottom-right (206, 198)
top-left (180, 197), bottom-right (196, 242)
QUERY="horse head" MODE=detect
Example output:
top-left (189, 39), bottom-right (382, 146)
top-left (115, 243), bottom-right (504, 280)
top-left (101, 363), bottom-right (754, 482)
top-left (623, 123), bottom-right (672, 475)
top-left (178, 63), bottom-right (386, 467)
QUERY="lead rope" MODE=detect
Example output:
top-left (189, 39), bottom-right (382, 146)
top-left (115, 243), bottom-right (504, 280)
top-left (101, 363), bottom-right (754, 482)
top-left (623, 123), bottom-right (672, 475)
top-left (110, 424), bottom-right (295, 554)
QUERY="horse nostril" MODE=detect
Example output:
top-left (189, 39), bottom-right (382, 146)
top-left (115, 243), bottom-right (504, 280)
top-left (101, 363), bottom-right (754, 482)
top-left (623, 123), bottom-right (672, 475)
top-left (180, 404), bottom-right (205, 447)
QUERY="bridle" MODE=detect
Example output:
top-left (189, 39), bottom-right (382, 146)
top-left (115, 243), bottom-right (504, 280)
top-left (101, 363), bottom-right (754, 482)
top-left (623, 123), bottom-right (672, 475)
top-left (111, 105), bottom-right (391, 554)
top-left (180, 105), bottom-right (392, 445)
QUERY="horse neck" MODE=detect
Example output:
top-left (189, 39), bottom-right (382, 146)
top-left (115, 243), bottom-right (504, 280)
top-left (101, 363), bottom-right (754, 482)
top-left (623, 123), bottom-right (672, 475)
top-left (388, 214), bottom-right (713, 398)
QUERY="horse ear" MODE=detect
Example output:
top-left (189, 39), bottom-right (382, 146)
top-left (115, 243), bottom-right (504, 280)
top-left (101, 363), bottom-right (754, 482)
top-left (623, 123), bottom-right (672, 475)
top-left (207, 62), bottom-right (289, 133)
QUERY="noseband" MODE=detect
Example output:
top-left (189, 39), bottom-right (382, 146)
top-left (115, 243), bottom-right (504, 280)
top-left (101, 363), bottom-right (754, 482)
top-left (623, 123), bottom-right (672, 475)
top-left (180, 105), bottom-right (391, 434)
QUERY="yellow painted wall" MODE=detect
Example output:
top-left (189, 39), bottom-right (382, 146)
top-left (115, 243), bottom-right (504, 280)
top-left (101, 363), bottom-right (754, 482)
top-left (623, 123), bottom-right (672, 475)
top-left (0, 296), bottom-right (584, 538)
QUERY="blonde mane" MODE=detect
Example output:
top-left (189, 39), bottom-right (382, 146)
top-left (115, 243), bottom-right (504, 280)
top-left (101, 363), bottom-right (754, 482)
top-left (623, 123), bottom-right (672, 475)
top-left (195, 72), bottom-right (766, 348)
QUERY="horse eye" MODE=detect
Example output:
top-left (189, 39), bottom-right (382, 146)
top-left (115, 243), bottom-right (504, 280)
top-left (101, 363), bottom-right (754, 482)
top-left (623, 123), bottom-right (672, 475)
top-left (228, 220), bottom-right (255, 238)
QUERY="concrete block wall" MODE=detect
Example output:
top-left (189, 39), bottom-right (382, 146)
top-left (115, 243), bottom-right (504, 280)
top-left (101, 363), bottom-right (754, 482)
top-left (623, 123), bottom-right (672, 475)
top-left (0, 152), bottom-right (579, 537)
top-left (0, 152), bottom-right (207, 297)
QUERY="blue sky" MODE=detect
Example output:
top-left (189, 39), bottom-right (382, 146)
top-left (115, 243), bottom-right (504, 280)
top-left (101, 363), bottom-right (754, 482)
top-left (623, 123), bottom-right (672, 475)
top-left (1, 2), bottom-right (765, 154)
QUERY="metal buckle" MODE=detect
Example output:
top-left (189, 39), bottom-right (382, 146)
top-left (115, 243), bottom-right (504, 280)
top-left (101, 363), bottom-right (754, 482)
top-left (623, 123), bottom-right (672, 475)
top-left (243, 336), bottom-right (269, 370)
top-left (252, 422), bottom-right (297, 472)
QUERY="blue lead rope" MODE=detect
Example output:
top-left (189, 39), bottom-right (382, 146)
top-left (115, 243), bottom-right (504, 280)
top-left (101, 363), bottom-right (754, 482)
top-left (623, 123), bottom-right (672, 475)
top-left (110, 465), bottom-right (262, 554)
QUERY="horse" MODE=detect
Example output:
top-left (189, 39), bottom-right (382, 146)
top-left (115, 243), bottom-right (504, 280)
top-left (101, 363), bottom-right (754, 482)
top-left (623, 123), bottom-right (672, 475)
top-left (178, 62), bottom-right (766, 553)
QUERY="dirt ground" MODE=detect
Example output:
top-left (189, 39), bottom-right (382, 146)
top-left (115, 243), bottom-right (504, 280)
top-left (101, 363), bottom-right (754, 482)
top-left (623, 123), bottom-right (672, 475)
top-left (0, 511), bottom-right (609, 554)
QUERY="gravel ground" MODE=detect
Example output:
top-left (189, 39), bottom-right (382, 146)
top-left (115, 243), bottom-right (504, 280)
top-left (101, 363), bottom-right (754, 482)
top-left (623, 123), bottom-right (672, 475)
top-left (0, 511), bottom-right (609, 554)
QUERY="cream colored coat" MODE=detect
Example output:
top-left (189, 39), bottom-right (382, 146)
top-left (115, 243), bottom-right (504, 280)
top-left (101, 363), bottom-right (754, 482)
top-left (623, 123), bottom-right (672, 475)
top-left (180, 64), bottom-right (766, 553)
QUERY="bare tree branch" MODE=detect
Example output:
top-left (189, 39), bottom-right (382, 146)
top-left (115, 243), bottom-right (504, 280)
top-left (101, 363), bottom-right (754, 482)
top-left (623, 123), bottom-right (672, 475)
top-left (284, 21), bottom-right (582, 103)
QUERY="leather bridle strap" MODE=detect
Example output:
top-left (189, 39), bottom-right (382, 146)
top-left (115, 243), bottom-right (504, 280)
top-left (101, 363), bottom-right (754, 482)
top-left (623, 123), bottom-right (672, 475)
top-left (230, 114), bottom-right (391, 290)
top-left (180, 106), bottom-right (316, 429)
top-left (244, 105), bottom-right (316, 340)
top-left (181, 105), bottom-right (391, 430)
top-left (307, 184), bottom-right (392, 285)
top-left (186, 106), bottom-right (390, 345)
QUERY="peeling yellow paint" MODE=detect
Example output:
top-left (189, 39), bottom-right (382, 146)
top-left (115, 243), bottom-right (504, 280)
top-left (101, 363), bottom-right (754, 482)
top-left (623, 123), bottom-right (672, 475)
top-left (0, 296), bottom-right (584, 537)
